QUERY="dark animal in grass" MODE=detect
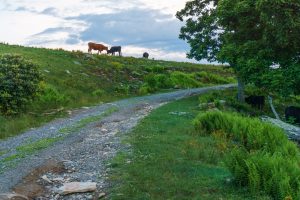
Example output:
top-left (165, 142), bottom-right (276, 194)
top-left (107, 46), bottom-right (122, 56)
top-left (143, 52), bottom-right (149, 59)
top-left (88, 42), bottom-right (108, 54)
top-left (245, 95), bottom-right (265, 110)
top-left (285, 106), bottom-right (300, 125)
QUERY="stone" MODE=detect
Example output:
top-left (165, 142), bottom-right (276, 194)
top-left (41, 175), bottom-right (52, 183)
top-left (99, 193), bottom-right (106, 199)
top-left (57, 182), bottom-right (97, 195)
top-left (0, 193), bottom-right (29, 200)
top-left (52, 177), bottom-right (64, 182)
top-left (101, 128), bottom-right (108, 132)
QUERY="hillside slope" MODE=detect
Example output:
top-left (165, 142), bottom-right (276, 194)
top-left (0, 43), bottom-right (235, 139)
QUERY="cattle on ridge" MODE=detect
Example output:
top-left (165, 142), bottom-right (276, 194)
top-left (143, 52), bottom-right (149, 59)
top-left (107, 46), bottom-right (122, 56)
top-left (88, 42), bottom-right (108, 54)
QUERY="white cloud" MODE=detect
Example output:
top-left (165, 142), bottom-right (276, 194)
top-left (0, 0), bottom-right (206, 63)
top-left (0, 10), bottom-right (62, 44)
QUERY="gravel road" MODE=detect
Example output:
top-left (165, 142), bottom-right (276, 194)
top-left (0, 84), bottom-right (236, 199)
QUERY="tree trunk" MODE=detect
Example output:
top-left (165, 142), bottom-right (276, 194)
top-left (237, 76), bottom-right (245, 102)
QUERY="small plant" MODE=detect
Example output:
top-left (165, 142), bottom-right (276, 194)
top-left (0, 54), bottom-right (42, 115)
top-left (170, 71), bottom-right (200, 88)
top-left (114, 84), bottom-right (130, 95)
top-left (138, 84), bottom-right (152, 95)
top-left (92, 89), bottom-right (105, 97)
top-left (110, 61), bottom-right (123, 71)
top-left (38, 83), bottom-right (69, 108)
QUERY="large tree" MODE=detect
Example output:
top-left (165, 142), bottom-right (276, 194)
top-left (177, 0), bottom-right (300, 100)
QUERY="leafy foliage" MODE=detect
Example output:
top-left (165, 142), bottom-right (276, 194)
top-left (177, 0), bottom-right (300, 95)
top-left (139, 71), bottom-right (235, 94)
top-left (194, 111), bottom-right (300, 199)
top-left (0, 54), bottom-right (42, 114)
top-left (37, 83), bottom-right (69, 109)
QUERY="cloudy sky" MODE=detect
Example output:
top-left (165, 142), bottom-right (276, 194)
top-left (0, 0), bottom-right (205, 62)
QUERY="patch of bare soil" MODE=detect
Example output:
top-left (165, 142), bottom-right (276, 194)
top-left (13, 160), bottom-right (65, 199)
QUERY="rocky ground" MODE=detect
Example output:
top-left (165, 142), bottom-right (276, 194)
top-left (0, 84), bottom-right (235, 200)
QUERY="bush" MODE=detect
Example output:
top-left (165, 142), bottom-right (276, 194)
top-left (195, 71), bottom-right (234, 84)
top-left (194, 111), bottom-right (300, 199)
top-left (114, 84), bottom-right (130, 95)
top-left (170, 71), bottom-right (200, 88)
top-left (0, 54), bottom-right (42, 114)
top-left (138, 84), bottom-right (152, 95)
top-left (92, 89), bottom-right (105, 97)
top-left (141, 74), bottom-right (173, 94)
top-left (38, 83), bottom-right (69, 108)
top-left (110, 61), bottom-right (123, 71)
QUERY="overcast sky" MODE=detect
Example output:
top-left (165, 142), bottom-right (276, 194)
top-left (0, 0), bottom-right (207, 63)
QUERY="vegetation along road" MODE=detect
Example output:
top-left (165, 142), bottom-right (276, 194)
top-left (0, 84), bottom-right (235, 199)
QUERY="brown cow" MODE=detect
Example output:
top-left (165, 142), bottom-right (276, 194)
top-left (88, 42), bottom-right (108, 54)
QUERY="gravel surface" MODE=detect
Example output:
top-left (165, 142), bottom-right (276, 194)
top-left (0, 84), bottom-right (236, 199)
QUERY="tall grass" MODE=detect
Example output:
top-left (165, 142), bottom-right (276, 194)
top-left (194, 111), bottom-right (300, 199)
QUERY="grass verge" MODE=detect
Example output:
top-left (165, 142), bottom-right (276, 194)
top-left (109, 96), bottom-right (270, 199)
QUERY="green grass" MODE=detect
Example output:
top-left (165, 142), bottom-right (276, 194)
top-left (0, 43), bottom-right (235, 139)
top-left (109, 96), bottom-right (270, 199)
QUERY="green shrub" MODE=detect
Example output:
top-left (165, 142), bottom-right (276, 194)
top-left (199, 91), bottom-right (223, 103)
top-left (110, 61), bottom-right (123, 71)
top-left (138, 84), bottom-right (152, 95)
top-left (170, 71), bottom-right (200, 88)
top-left (145, 65), bottom-right (165, 73)
top-left (194, 111), bottom-right (300, 199)
top-left (141, 74), bottom-right (173, 93)
top-left (145, 73), bottom-right (157, 89)
top-left (114, 84), bottom-right (130, 95)
top-left (154, 74), bottom-right (173, 88)
top-left (195, 71), bottom-right (234, 84)
top-left (92, 89), bottom-right (105, 97)
top-left (38, 83), bottom-right (69, 108)
top-left (0, 54), bottom-right (42, 114)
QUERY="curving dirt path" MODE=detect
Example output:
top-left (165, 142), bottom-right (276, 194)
top-left (0, 84), bottom-right (236, 199)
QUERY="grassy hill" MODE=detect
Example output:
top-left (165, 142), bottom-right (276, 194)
top-left (0, 43), bottom-right (235, 139)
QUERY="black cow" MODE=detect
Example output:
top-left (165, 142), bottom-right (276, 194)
top-left (107, 46), bottom-right (122, 56)
top-left (143, 52), bottom-right (149, 59)
top-left (245, 95), bottom-right (265, 110)
top-left (285, 106), bottom-right (300, 124)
